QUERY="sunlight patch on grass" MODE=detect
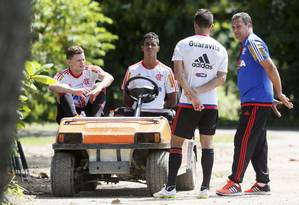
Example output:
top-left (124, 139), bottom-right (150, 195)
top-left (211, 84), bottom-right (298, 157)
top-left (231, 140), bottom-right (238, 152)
top-left (214, 171), bottom-right (228, 178)
top-left (214, 134), bottom-right (234, 143)
top-left (23, 122), bottom-right (58, 131)
top-left (19, 136), bottom-right (55, 146)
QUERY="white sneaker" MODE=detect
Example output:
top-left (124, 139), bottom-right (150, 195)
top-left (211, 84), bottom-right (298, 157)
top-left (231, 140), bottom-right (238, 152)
top-left (153, 186), bottom-right (176, 198)
top-left (197, 189), bottom-right (209, 199)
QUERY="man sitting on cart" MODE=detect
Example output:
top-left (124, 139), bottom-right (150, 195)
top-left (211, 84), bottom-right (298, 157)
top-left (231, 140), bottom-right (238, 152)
top-left (49, 45), bottom-right (114, 123)
top-left (117, 32), bottom-right (177, 120)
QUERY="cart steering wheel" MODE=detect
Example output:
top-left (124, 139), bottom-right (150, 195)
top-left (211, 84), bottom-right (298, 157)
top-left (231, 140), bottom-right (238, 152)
top-left (124, 76), bottom-right (159, 103)
top-left (124, 76), bottom-right (159, 117)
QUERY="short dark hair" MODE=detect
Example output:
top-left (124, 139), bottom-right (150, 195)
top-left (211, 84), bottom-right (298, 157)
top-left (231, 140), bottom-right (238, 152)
top-left (66, 46), bottom-right (84, 59)
top-left (142, 32), bottom-right (159, 45)
top-left (194, 9), bottom-right (213, 28)
top-left (232, 12), bottom-right (252, 26)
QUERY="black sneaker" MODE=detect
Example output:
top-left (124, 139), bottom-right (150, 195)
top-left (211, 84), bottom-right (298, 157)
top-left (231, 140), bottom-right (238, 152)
top-left (244, 182), bottom-right (271, 195)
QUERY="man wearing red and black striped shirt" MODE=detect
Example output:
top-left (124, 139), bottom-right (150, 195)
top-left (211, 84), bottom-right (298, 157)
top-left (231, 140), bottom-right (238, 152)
top-left (49, 46), bottom-right (114, 123)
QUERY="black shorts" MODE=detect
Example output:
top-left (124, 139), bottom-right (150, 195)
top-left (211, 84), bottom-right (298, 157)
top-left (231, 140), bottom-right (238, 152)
top-left (171, 107), bottom-right (218, 139)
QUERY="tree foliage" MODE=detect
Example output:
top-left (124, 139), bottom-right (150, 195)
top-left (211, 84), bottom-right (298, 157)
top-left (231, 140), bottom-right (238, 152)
top-left (251, 0), bottom-right (299, 125)
top-left (101, 0), bottom-right (298, 126)
top-left (18, 61), bottom-right (56, 128)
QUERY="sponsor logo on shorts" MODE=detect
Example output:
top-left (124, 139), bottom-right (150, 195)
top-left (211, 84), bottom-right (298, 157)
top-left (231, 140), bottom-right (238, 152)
top-left (195, 73), bottom-right (207, 77)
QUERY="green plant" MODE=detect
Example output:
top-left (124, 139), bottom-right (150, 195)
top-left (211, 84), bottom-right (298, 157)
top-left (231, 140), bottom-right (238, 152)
top-left (17, 61), bottom-right (56, 128)
top-left (4, 177), bottom-right (24, 197)
top-left (3, 177), bottom-right (26, 205)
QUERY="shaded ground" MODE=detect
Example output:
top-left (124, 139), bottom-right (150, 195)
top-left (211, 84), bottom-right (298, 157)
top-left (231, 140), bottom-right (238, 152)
top-left (12, 129), bottom-right (299, 205)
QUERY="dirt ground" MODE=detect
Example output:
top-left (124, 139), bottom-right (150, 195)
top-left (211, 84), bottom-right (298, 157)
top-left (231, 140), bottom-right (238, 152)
top-left (9, 129), bottom-right (299, 205)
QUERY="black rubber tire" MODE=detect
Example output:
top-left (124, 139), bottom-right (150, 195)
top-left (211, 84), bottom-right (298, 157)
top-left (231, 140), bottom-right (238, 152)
top-left (145, 151), bottom-right (169, 196)
top-left (51, 152), bottom-right (78, 197)
top-left (176, 151), bottom-right (197, 191)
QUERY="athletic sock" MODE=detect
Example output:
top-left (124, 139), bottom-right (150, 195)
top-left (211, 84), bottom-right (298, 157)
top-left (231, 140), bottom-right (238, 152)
top-left (201, 148), bottom-right (214, 190)
top-left (166, 147), bottom-right (182, 188)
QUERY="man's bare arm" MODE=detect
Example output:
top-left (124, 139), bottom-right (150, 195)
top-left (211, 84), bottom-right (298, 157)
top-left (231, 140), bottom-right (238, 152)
top-left (193, 71), bottom-right (227, 94)
top-left (164, 92), bottom-right (177, 108)
top-left (88, 71), bottom-right (114, 96)
top-left (49, 83), bottom-right (87, 96)
top-left (174, 60), bottom-right (193, 95)
top-left (174, 60), bottom-right (203, 110)
top-left (123, 90), bottom-right (134, 107)
top-left (260, 58), bottom-right (293, 109)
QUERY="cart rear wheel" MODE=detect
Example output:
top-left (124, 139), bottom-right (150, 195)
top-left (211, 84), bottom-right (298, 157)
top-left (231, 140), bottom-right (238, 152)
top-left (146, 151), bottom-right (169, 195)
top-left (176, 151), bottom-right (197, 190)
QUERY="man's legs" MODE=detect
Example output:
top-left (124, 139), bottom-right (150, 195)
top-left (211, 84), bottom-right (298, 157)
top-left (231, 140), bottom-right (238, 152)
top-left (229, 106), bottom-right (270, 183)
top-left (153, 134), bottom-right (185, 198)
top-left (244, 129), bottom-right (271, 195)
top-left (217, 106), bottom-right (270, 196)
top-left (153, 107), bottom-right (196, 198)
top-left (251, 127), bottom-right (270, 183)
top-left (152, 134), bottom-right (184, 198)
top-left (85, 92), bottom-right (106, 117)
top-left (197, 109), bottom-right (218, 198)
top-left (245, 107), bottom-right (271, 195)
top-left (166, 135), bottom-right (185, 189)
top-left (216, 107), bottom-right (254, 196)
top-left (199, 135), bottom-right (214, 192)
top-left (56, 94), bottom-right (78, 123)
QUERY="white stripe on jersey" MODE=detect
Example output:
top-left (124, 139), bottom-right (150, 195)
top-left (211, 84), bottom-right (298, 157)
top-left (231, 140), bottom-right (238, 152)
top-left (248, 38), bottom-right (264, 62)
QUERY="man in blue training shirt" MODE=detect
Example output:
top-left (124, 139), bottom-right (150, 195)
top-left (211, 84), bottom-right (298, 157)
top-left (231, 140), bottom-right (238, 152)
top-left (216, 12), bottom-right (293, 196)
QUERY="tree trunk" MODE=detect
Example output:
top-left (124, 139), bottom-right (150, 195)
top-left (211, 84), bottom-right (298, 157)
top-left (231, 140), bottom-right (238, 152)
top-left (0, 0), bottom-right (31, 200)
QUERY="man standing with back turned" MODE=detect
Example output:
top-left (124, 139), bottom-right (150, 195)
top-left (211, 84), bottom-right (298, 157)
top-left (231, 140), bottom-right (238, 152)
top-left (216, 12), bottom-right (293, 196)
top-left (154, 9), bottom-right (228, 199)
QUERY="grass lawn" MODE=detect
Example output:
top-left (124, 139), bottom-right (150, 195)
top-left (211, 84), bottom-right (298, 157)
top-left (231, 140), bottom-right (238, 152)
top-left (19, 136), bottom-right (55, 146)
top-left (214, 134), bottom-right (234, 143)
top-left (22, 122), bottom-right (58, 131)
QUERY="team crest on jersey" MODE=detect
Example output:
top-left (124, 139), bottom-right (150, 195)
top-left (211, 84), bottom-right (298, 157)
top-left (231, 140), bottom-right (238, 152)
top-left (83, 78), bottom-right (90, 85)
top-left (155, 73), bottom-right (163, 81)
